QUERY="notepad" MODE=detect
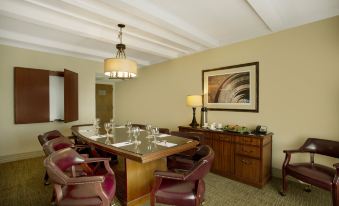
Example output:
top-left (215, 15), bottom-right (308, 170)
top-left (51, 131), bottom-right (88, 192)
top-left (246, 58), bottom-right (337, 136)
top-left (156, 141), bottom-right (177, 147)
top-left (112, 142), bottom-right (133, 147)
top-left (157, 134), bottom-right (171, 138)
top-left (89, 135), bottom-right (100, 140)
top-left (114, 125), bottom-right (126, 128)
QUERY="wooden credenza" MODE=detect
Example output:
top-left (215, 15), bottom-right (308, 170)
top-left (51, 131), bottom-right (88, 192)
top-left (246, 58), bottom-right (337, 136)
top-left (178, 126), bottom-right (272, 188)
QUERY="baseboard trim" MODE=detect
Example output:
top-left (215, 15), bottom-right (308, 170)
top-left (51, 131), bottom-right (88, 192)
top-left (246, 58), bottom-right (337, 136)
top-left (0, 150), bottom-right (44, 164)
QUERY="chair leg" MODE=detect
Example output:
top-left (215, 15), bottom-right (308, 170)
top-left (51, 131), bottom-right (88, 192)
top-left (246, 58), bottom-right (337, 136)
top-left (44, 170), bottom-right (50, 185)
top-left (304, 184), bottom-right (312, 192)
top-left (150, 191), bottom-right (155, 206)
top-left (333, 186), bottom-right (339, 206)
top-left (280, 170), bottom-right (288, 196)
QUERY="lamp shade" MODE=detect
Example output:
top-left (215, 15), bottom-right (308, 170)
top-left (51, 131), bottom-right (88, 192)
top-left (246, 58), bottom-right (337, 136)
top-left (186, 95), bottom-right (202, 107)
top-left (104, 58), bottom-right (137, 78)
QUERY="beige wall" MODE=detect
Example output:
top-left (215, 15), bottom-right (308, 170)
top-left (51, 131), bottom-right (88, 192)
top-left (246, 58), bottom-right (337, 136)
top-left (116, 16), bottom-right (339, 169)
top-left (0, 45), bottom-right (103, 157)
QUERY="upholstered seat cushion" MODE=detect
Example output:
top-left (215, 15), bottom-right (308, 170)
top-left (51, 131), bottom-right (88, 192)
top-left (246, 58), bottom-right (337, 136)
top-left (286, 163), bottom-right (335, 190)
top-left (155, 179), bottom-right (204, 206)
top-left (60, 173), bottom-right (115, 206)
top-left (167, 155), bottom-right (194, 171)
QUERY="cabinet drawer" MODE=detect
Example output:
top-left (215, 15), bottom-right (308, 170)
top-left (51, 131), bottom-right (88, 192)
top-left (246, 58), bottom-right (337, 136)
top-left (235, 156), bottom-right (260, 184)
top-left (235, 136), bottom-right (260, 146)
top-left (236, 144), bottom-right (260, 158)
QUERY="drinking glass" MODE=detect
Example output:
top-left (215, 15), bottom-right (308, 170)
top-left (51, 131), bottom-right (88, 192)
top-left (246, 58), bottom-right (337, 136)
top-left (132, 127), bottom-right (141, 145)
top-left (151, 127), bottom-right (159, 143)
top-left (110, 118), bottom-right (115, 128)
top-left (104, 122), bottom-right (111, 137)
top-left (126, 121), bottom-right (132, 133)
top-left (110, 118), bottom-right (115, 136)
top-left (93, 118), bottom-right (100, 135)
top-left (145, 124), bottom-right (152, 139)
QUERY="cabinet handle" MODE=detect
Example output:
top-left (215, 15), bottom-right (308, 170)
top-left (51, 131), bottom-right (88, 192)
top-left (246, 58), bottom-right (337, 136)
top-left (241, 159), bottom-right (251, 165)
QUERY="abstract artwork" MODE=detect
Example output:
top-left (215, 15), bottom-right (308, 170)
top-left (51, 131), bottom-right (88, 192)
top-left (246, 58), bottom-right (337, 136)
top-left (202, 62), bottom-right (259, 112)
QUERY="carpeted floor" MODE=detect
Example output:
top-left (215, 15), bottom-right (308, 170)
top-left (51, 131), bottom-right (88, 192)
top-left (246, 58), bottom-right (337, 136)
top-left (0, 157), bottom-right (331, 206)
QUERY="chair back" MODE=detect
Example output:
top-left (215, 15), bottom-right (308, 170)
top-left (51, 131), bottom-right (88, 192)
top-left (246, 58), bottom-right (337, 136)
top-left (170, 131), bottom-right (203, 142)
top-left (300, 138), bottom-right (339, 158)
top-left (132, 123), bottom-right (170, 134)
top-left (185, 145), bottom-right (214, 181)
top-left (43, 137), bottom-right (73, 156)
top-left (38, 130), bottom-right (63, 146)
top-left (44, 148), bottom-right (85, 185)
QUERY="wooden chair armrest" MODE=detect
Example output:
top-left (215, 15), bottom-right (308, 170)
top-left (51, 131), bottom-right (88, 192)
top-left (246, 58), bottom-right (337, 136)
top-left (83, 157), bottom-right (111, 163)
top-left (72, 144), bottom-right (90, 150)
top-left (83, 158), bottom-right (113, 174)
top-left (283, 149), bottom-right (308, 154)
top-left (154, 170), bottom-right (186, 180)
top-left (67, 176), bottom-right (104, 185)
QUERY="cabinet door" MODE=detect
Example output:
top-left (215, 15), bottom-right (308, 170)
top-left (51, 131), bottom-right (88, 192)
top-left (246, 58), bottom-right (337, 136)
top-left (219, 134), bottom-right (234, 175)
top-left (235, 155), bottom-right (260, 184)
top-left (64, 69), bottom-right (78, 122)
top-left (211, 134), bottom-right (222, 173)
top-left (14, 67), bottom-right (50, 124)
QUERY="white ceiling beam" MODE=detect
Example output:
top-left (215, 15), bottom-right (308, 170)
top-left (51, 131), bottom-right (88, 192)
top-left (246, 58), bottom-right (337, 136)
top-left (26, 0), bottom-right (196, 54)
top-left (0, 29), bottom-right (150, 66)
top-left (0, 38), bottom-right (103, 63)
top-left (0, 0), bottom-right (177, 59)
top-left (246, 0), bottom-right (284, 31)
top-left (58, 0), bottom-right (204, 52)
top-left (107, 0), bottom-right (219, 48)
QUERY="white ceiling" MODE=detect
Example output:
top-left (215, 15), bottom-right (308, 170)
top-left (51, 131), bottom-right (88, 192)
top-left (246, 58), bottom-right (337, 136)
top-left (0, 0), bottom-right (338, 67)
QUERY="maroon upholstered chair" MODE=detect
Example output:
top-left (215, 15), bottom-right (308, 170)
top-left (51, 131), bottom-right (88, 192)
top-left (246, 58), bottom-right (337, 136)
top-left (167, 131), bottom-right (204, 171)
top-left (151, 145), bottom-right (214, 206)
top-left (44, 148), bottom-right (116, 206)
top-left (131, 124), bottom-right (170, 134)
top-left (281, 138), bottom-right (339, 206)
top-left (38, 130), bottom-right (64, 146)
top-left (42, 137), bottom-right (90, 184)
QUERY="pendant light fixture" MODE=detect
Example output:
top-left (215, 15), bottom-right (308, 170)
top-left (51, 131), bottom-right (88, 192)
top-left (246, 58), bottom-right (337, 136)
top-left (104, 24), bottom-right (137, 79)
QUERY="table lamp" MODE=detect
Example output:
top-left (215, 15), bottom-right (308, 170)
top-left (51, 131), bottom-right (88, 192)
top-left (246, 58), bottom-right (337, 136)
top-left (186, 95), bottom-right (202, 128)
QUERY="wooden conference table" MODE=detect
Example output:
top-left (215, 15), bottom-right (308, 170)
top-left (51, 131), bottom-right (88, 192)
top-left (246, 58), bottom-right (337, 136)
top-left (71, 125), bottom-right (199, 206)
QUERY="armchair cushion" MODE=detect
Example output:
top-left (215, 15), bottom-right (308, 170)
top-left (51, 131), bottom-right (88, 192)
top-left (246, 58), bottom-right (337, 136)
top-left (155, 179), bottom-right (199, 206)
top-left (286, 163), bottom-right (335, 190)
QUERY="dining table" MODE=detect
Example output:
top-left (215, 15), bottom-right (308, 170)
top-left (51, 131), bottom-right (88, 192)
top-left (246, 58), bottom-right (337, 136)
top-left (71, 124), bottom-right (199, 206)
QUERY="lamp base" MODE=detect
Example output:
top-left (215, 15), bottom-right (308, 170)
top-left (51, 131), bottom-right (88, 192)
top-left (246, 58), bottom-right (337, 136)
top-left (189, 107), bottom-right (199, 128)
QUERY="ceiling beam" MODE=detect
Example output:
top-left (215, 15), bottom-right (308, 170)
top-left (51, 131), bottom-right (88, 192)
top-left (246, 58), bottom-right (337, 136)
top-left (246, 0), bottom-right (284, 31)
top-left (107, 0), bottom-right (219, 48)
top-left (0, 0), bottom-right (178, 59)
top-left (0, 29), bottom-right (150, 66)
top-left (59, 0), bottom-right (204, 52)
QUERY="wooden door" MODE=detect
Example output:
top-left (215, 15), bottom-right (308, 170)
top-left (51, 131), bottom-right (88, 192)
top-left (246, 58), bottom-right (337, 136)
top-left (64, 69), bottom-right (78, 123)
top-left (96, 84), bottom-right (113, 123)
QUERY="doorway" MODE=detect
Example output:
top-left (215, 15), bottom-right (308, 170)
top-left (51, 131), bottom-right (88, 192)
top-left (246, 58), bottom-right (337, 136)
top-left (95, 84), bottom-right (113, 123)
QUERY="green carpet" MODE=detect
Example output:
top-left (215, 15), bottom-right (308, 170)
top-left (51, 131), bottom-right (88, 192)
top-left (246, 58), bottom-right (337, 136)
top-left (0, 157), bottom-right (331, 206)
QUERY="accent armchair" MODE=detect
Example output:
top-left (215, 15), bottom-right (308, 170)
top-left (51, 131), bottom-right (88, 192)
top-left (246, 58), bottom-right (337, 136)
top-left (38, 130), bottom-right (64, 146)
top-left (151, 145), bottom-right (214, 206)
top-left (281, 138), bottom-right (339, 206)
top-left (42, 137), bottom-right (90, 184)
top-left (44, 147), bottom-right (116, 206)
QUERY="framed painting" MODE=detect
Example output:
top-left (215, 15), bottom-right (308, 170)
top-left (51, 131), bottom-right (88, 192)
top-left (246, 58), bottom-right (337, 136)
top-left (202, 62), bottom-right (259, 112)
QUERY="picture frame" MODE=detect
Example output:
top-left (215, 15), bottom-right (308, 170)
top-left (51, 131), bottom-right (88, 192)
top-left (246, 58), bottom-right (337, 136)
top-left (202, 62), bottom-right (259, 112)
